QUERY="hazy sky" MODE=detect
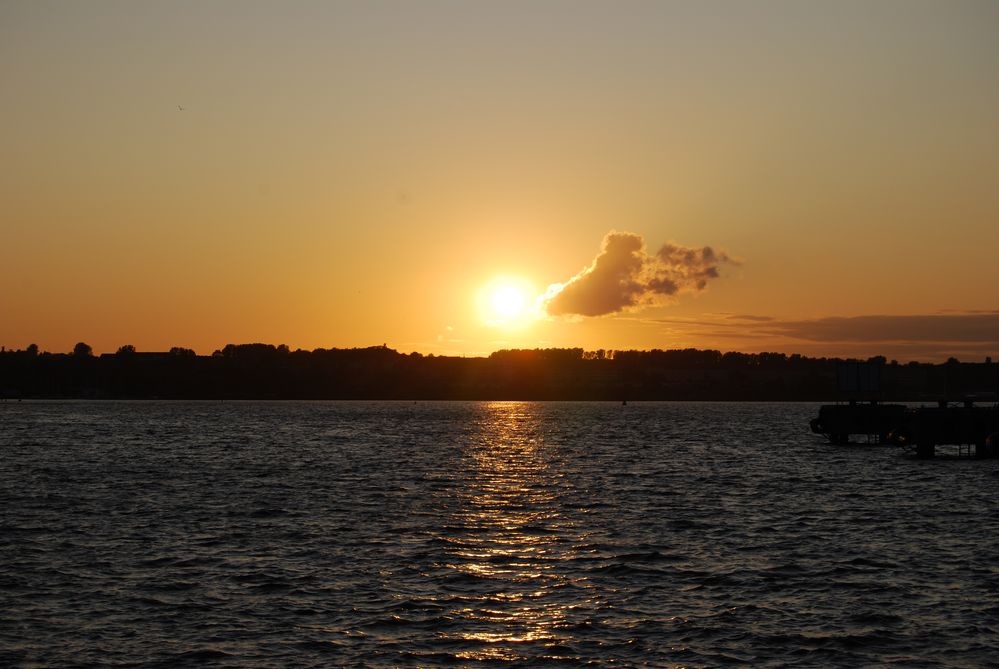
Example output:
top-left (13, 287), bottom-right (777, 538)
top-left (2, 0), bottom-right (998, 360)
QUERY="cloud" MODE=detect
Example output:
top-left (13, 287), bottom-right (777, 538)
top-left (665, 312), bottom-right (999, 361)
top-left (541, 231), bottom-right (735, 317)
top-left (654, 312), bottom-right (999, 346)
top-left (762, 313), bottom-right (999, 344)
top-left (725, 314), bottom-right (775, 322)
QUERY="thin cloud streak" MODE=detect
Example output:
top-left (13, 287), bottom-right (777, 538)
top-left (763, 314), bottom-right (999, 344)
top-left (618, 311), bottom-right (999, 361)
top-left (725, 314), bottom-right (775, 322)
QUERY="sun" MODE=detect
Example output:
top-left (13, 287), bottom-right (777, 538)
top-left (491, 284), bottom-right (525, 318)
top-left (478, 277), bottom-right (538, 328)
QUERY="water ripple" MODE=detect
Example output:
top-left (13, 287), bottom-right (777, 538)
top-left (1, 400), bottom-right (998, 667)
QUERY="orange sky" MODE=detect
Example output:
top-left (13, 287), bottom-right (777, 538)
top-left (2, 1), bottom-right (998, 361)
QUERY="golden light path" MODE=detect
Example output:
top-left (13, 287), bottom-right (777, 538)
top-left (435, 402), bottom-right (587, 662)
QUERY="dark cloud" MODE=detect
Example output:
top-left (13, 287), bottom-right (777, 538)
top-left (764, 314), bottom-right (999, 343)
top-left (709, 313), bottom-right (999, 360)
top-left (725, 314), bottom-right (775, 322)
top-left (542, 231), bottom-right (734, 317)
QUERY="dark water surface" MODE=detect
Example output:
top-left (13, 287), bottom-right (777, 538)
top-left (2, 401), bottom-right (997, 667)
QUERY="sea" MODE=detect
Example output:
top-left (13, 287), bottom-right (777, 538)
top-left (1, 401), bottom-right (997, 668)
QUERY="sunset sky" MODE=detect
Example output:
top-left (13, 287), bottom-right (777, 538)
top-left (2, 1), bottom-right (998, 361)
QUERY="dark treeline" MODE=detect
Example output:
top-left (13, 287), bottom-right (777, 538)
top-left (0, 343), bottom-right (997, 401)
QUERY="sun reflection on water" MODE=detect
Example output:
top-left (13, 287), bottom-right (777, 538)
top-left (433, 402), bottom-right (584, 662)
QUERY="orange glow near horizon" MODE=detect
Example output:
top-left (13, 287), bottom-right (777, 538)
top-left (1, 3), bottom-right (998, 361)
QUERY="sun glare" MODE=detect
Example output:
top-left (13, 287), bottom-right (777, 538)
top-left (479, 277), bottom-right (539, 328)
top-left (491, 285), bottom-right (525, 318)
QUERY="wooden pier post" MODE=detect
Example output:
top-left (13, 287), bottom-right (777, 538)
top-left (983, 433), bottom-right (999, 459)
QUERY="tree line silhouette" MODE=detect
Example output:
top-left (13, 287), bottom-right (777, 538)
top-left (0, 342), bottom-right (996, 400)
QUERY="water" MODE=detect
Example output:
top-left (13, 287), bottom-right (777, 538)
top-left (1, 401), bottom-right (997, 667)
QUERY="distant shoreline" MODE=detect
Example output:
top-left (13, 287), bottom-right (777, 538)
top-left (2, 344), bottom-right (995, 402)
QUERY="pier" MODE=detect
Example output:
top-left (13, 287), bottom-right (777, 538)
top-left (811, 400), bottom-right (999, 458)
